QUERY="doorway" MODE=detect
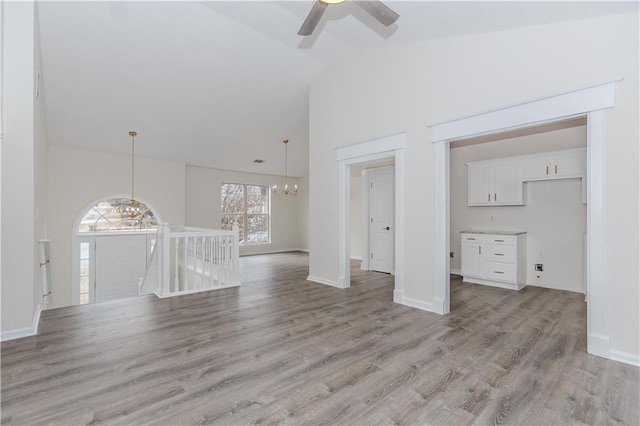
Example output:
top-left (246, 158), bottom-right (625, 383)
top-left (337, 133), bottom-right (405, 301)
top-left (431, 81), bottom-right (615, 359)
top-left (351, 163), bottom-right (395, 274)
top-left (449, 118), bottom-right (588, 294)
top-left (366, 165), bottom-right (395, 274)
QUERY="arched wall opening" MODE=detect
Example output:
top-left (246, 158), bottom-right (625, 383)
top-left (71, 195), bottom-right (163, 305)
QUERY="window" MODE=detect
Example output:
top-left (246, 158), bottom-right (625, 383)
top-left (221, 183), bottom-right (270, 245)
top-left (78, 198), bottom-right (158, 232)
top-left (79, 242), bottom-right (91, 305)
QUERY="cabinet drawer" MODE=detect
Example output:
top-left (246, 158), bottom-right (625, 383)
top-left (485, 262), bottom-right (516, 282)
top-left (461, 233), bottom-right (483, 243)
top-left (486, 245), bottom-right (516, 263)
top-left (486, 235), bottom-right (515, 246)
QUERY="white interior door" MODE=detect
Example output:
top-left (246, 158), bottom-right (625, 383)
top-left (368, 166), bottom-right (394, 274)
top-left (95, 235), bottom-right (147, 302)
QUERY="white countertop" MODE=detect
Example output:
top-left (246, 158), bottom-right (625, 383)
top-left (461, 230), bottom-right (527, 236)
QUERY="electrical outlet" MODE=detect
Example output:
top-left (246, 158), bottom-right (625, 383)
top-left (450, 251), bottom-right (454, 259)
top-left (535, 264), bottom-right (543, 272)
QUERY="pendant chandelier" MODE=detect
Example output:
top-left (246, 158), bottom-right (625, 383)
top-left (116, 131), bottom-right (145, 220)
top-left (272, 139), bottom-right (298, 196)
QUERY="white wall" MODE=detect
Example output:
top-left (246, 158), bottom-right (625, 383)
top-left (309, 13), bottom-right (639, 357)
top-left (47, 146), bottom-right (185, 309)
top-left (1, 1), bottom-right (45, 337)
top-left (34, 4), bottom-right (49, 316)
top-left (186, 165), bottom-right (305, 255)
top-left (298, 173), bottom-right (309, 252)
top-left (450, 126), bottom-right (587, 293)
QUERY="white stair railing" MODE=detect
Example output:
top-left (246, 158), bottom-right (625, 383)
top-left (148, 223), bottom-right (240, 298)
top-left (138, 236), bottom-right (159, 295)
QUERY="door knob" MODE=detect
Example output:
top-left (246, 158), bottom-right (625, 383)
top-left (384, 226), bottom-right (390, 230)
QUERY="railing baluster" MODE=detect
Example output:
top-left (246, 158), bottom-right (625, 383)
top-left (156, 226), bottom-right (240, 298)
top-left (199, 236), bottom-right (204, 290)
top-left (173, 237), bottom-right (178, 293)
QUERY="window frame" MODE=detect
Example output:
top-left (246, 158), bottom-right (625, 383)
top-left (221, 182), bottom-right (271, 246)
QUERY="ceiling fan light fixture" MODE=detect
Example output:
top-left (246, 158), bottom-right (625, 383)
top-left (299, 0), bottom-right (399, 36)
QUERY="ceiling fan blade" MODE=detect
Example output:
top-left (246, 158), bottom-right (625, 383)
top-left (354, 0), bottom-right (399, 27)
top-left (298, 1), bottom-right (328, 36)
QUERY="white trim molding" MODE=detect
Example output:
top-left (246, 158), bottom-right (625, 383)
top-left (398, 296), bottom-right (436, 314)
top-left (336, 133), bottom-right (406, 301)
top-left (430, 80), bottom-right (618, 142)
top-left (431, 81), bottom-right (618, 362)
top-left (307, 275), bottom-right (342, 289)
top-left (609, 350), bottom-right (640, 367)
top-left (0, 304), bottom-right (42, 342)
top-left (240, 248), bottom-right (307, 256)
top-left (336, 133), bottom-right (406, 161)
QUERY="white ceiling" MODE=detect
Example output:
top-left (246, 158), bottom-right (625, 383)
top-left (37, 1), bottom-right (637, 177)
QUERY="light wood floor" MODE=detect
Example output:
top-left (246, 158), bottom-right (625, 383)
top-left (1, 252), bottom-right (638, 425)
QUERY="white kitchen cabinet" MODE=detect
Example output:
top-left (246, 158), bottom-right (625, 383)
top-left (467, 160), bottom-right (524, 206)
top-left (467, 165), bottom-right (491, 205)
top-left (460, 234), bottom-right (483, 278)
top-left (523, 148), bottom-right (585, 181)
top-left (460, 232), bottom-right (527, 290)
top-left (467, 148), bottom-right (587, 207)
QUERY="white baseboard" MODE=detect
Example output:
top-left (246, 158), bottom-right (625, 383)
top-left (450, 268), bottom-right (462, 276)
top-left (295, 248), bottom-right (309, 253)
top-left (154, 283), bottom-right (241, 299)
top-left (609, 349), bottom-right (640, 367)
top-left (0, 304), bottom-right (42, 342)
top-left (307, 275), bottom-right (341, 288)
top-left (240, 248), bottom-right (306, 256)
top-left (350, 255), bottom-right (362, 261)
top-left (463, 276), bottom-right (525, 291)
top-left (393, 289), bottom-right (404, 303)
top-left (587, 332), bottom-right (610, 359)
top-left (432, 297), bottom-right (446, 315)
top-left (398, 296), bottom-right (438, 314)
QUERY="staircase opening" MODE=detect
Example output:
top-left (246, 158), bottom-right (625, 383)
top-left (72, 196), bottom-right (162, 305)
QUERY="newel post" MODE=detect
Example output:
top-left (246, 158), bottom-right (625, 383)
top-left (161, 223), bottom-right (171, 295)
top-left (232, 222), bottom-right (240, 285)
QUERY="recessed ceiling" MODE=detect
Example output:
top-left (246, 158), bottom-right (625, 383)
top-left (37, 1), bottom-right (637, 177)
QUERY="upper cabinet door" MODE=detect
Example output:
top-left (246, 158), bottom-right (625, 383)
top-left (523, 149), bottom-right (586, 181)
top-left (523, 155), bottom-right (552, 180)
top-left (467, 164), bottom-right (491, 205)
top-left (492, 160), bottom-right (523, 205)
top-left (553, 151), bottom-right (585, 178)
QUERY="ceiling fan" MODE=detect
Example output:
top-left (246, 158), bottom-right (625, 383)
top-left (298, 0), bottom-right (400, 36)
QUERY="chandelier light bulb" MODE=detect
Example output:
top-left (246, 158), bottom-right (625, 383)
top-left (272, 138), bottom-right (299, 196)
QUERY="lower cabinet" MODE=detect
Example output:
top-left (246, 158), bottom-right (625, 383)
top-left (460, 232), bottom-right (527, 290)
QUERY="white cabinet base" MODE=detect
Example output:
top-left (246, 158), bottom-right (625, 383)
top-left (462, 276), bottom-right (527, 291)
top-left (460, 232), bottom-right (527, 290)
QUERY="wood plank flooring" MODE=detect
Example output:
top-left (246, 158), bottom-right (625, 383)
top-left (1, 252), bottom-right (638, 425)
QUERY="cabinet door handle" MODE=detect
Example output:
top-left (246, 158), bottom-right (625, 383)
top-left (466, 237), bottom-right (476, 241)
top-left (494, 193), bottom-right (497, 202)
top-left (494, 239), bottom-right (504, 242)
top-left (494, 271), bottom-right (504, 274)
top-left (488, 193), bottom-right (491, 202)
top-left (478, 246), bottom-right (481, 255)
top-left (555, 165), bottom-right (558, 174)
top-left (546, 165), bottom-right (549, 175)
top-left (494, 253), bottom-right (504, 256)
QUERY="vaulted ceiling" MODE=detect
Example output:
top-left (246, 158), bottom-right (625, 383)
top-left (37, 1), bottom-right (636, 177)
